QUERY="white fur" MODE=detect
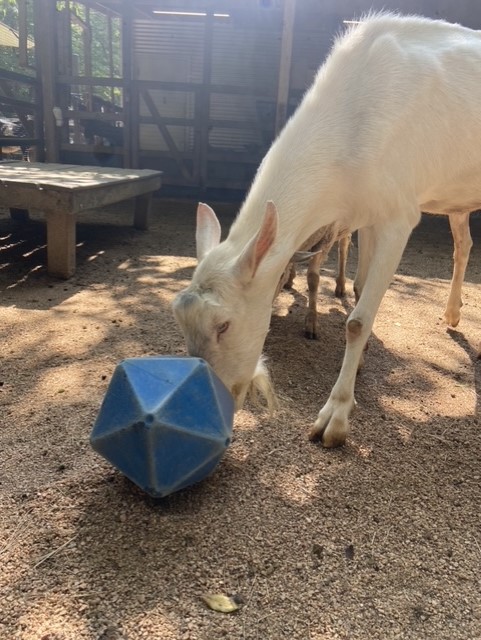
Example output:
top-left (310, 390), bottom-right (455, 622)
top-left (173, 13), bottom-right (479, 445)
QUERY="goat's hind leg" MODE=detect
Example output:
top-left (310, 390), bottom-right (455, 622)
top-left (304, 249), bottom-right (325, 339)
top-left (444, 212), bottom-right (472, 328)
top-left (284, 262), bottom-right (296, 289)
top-left (310, 219), bottom-right (414, 448)
top-left (335, 233), bottom-right (352, 297)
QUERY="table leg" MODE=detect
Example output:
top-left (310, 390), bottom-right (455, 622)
top-left (133, 193), bottom-right (152, 230)
top-left (10, 208), bottom-right (30, 223)
top-left (46, 210), bottom-right (76, 278)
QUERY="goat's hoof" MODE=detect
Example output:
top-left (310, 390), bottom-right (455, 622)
top-left (309, 397), bottom-right (353, 447)
top-left (309, 417), bottom-right (348, 448)
top-left (309, 424), bottom-right (346, 448)
top-left (308, 424), bottom-right (325, 442)
top-left (444, 303), bottom-right (461, 327)
top-left (304, 330), bottom-right (318, 340)
top-left (444, 313), bottom-right (460, 328)
top-left (334, 285), bottom-right (346, 298)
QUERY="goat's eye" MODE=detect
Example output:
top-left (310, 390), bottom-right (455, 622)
top-left (216, 321), bottom-right (230, 338)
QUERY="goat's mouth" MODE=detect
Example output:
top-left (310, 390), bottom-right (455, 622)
top-left (231, 358), bottom-right (278, 414)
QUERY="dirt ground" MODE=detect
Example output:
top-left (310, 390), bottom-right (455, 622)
top-left (0, 200), bottom-right (480, 640)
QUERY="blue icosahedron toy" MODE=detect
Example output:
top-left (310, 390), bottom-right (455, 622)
top-left (90, 356), bottom-right (234, 498)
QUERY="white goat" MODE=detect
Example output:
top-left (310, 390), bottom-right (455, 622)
top-left (280, 232), bottom-right (352, 339)
top-left (173, 13), bottom-right (481, 447)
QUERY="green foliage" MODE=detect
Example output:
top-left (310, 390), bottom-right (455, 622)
top-left (0, 0), bottom-right (35, 114)
top-left (58, 1), bottom-right (122, 104)
top-left (0, 1), bottom-right (122, 106)
top-left (0, 0), bottom-right (18, 23)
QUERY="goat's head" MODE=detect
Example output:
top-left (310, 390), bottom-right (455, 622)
top-left (172, 201), bottom-right (279, 412)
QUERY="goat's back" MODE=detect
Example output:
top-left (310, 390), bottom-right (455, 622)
top-left (286, 14), bottom-right (481, 216)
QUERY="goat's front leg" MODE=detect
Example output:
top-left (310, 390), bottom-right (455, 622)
top-left (310, 220), bottom-right (414, 447)
top-left (351, 227), bottom-right (376, 368)
top-left (444, 212), bottom-right (472, 328)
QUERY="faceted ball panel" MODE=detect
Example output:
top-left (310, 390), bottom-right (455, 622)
top-left (90, 357), bottom-right (234, 497)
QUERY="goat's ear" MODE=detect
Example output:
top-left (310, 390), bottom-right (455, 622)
top-left (235, 201), bottom-right (278, 283)
top-left (196, 202), bottom-right (222, 261)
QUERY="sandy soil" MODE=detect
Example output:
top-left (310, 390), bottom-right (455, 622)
top-left (0, 201), bottom-right (480, 640)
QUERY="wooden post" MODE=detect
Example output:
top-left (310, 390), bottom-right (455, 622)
top-left (56, 4), bottom-right (72, 148)
top-left (84, 6), bottom-right (93, 111)
top-left (121, 0), bottom-right (134, 168)
top-left (34, 0), bottom-right (59, 162)
top-left (275, 0), bottom-right (297, 135)
top-left (130, 81), bottom-right (140, 169)
top-left (46, 210), bottom-right (77, 279)
top-left (108, 16), bottom-right (115, 105)
top-left (199, 10), bottom-right (214, 191)
top-left (17, 0), bottom-right (28, 68)
top-left (133, 193), bottom-right (152, 230)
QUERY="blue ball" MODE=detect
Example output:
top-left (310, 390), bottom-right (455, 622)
top-left (90, 356), bottom-right (234, 497)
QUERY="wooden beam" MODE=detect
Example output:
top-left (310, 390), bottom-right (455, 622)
top-left (56, 2), bottom-right (73, 147)
top-left (84, 7), bottom-right (92, 77)
top-left (199, 10), bottom-right (214, 190)
top-left (0, 69), bottom-right (38, 85)
top-left (141, 89), bottom-right (194, 183)
top-left (275, 0), bottom-right (296, 135)
top-left (57, 75), bottom-right (124, 86)
top-left (137, 114), bottom-right (270, 130)
top-left (130, 81), bottom-right (140, 169)
top-left (121, 0), bottom-right (133, 167)
top-left (133, 193), bottom-right (152, 230)
top-left (57, 77), bottom-right (277, 99)
top-left (0, 137), bottom-right (39, 146)
top-left (34, 0), bottom-right (60, 162)
top-left (17, 0), bottom-right (29, 67)
top-left (0, 94), bottom-right (36, 111)
top-left (56, 2), bottom-right (70, 77)
top-left (81, 0), bottom-right (121, 19)
top-left (46, 210), bottom-right (77, 278)
top-left (60, 142), bottom-right (124, 154)
top-left (137, 148), bottom-right (262, 165)
top-left (69, 110), bottom-right (123, 121)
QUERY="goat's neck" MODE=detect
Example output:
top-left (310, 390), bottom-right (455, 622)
top-left (227, 112), bottom-right (343, 277)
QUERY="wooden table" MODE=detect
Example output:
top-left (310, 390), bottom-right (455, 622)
top-left (0, 162), bottom-right (162, 278)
